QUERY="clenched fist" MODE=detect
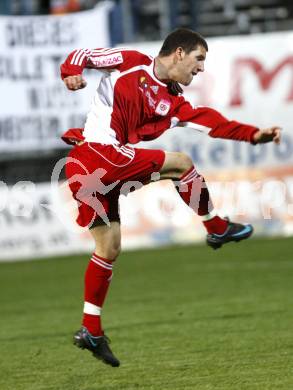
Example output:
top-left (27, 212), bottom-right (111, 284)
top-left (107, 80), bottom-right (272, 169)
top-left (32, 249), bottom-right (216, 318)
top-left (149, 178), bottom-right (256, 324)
top-left (63, 75), bottom-right (87, 91)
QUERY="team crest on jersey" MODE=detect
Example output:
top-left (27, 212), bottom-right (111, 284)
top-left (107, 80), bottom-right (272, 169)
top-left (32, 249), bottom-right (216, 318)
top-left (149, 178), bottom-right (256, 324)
top-left (150, 85), bottom-right (159, 94)
top-left (155, 99), bottom-right (171, 116)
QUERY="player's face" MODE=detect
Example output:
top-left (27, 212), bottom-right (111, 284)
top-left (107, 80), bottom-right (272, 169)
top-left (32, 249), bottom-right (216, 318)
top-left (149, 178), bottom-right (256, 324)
top-left (175, 45), bottom-right (206, 86)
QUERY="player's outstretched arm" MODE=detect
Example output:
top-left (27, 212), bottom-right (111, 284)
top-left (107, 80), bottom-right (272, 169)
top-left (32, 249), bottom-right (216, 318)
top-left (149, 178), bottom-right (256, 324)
top-left (252, 127), bottom-right (281, 144)
top-left (173, 103), bottom-right (282, 145)
top-left (63, 75), bottom-right (87, 91)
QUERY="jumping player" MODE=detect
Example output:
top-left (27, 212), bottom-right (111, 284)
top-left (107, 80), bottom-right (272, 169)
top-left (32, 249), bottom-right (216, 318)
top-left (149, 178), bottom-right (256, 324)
top-left (60, 28), bottom-right (281, 367)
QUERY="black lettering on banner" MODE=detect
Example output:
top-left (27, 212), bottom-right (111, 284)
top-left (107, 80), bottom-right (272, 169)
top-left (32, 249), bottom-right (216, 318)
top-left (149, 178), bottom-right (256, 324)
top-left (38, 117), bottom-right (59, 140)
top-left (0, 55), bottom-right (43, 81)
top-left (39, 196), bottom-right (53, 220)
top-left (0, 230), bottom-right (70, 254)
top-left (5, 18), bottom-right (76, 47)
top-left (49, 54), bottom-right (64, 78)
top-left (0, 194), bottom-right (54, 227)
top-left (27, 84), bottom-right (80, 109)
top-left (28, 89), bottom-right (39, 109)
top-left (0, 237), bottom-right (43, 251)
top-left (0, 116), bottom-right (61, 142)
top-left (0, 54), bottom-right (71, 81)
top-left (49, 233), bottom-right (69, 245)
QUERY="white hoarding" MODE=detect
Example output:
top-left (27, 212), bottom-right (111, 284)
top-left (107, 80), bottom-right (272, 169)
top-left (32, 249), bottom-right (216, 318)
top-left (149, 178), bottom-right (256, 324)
top-left (0, 2), bottom-right (113, 152)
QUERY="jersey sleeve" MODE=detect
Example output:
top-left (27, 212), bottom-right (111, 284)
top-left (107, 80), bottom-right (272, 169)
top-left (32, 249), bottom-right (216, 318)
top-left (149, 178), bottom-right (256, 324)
top-left (60, 48), bottom-right (151, 79)
top-left (133, 100), bottom-right (259, 144)
top-left (174, 100), bottom-right (259, 143)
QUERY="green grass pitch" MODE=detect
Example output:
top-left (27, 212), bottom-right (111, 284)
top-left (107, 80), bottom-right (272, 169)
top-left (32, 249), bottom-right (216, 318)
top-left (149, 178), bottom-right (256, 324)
top-left (1, 237), bottom-right (293, 390)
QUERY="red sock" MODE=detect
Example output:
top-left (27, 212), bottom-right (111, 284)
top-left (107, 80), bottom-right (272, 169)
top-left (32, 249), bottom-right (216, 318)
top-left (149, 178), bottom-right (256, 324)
top-left (177, 167), bottom-right (228, 234)
top-left (177, 167), bottom-right (213, 215)
top-left (82, 253), bottom-right (114, 336)
top-left (203, 216), bottom-right (228, 235)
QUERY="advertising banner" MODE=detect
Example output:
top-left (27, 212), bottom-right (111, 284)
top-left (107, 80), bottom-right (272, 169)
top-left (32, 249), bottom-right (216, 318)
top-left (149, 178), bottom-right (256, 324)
top-left (1, 171), bottom-right (292, 261)
top-left (0, 2), bottom-right (113, 152)
top-left (0, 181), bottom-right (91, 260)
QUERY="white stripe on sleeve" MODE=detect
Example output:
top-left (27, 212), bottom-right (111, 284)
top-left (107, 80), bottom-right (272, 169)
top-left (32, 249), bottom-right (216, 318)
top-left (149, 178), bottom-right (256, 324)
top-left (179, 122), bottom-right (211, 134)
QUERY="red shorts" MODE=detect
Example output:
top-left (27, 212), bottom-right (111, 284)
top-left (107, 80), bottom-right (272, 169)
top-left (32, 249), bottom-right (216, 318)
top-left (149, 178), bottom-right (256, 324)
top-left (65, 142), bottom-right (165, 227)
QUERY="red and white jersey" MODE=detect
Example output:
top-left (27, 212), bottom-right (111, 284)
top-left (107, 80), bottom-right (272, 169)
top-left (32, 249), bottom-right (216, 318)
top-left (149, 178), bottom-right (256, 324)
top-left (60, 48), bottom-right (258, 145)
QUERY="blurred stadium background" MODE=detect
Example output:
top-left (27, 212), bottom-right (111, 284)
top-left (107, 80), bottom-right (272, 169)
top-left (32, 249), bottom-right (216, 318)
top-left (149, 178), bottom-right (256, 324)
top-left (1, 1), bottom-right (293, 389)
top-left (0, 0), bottom-right (293, 261)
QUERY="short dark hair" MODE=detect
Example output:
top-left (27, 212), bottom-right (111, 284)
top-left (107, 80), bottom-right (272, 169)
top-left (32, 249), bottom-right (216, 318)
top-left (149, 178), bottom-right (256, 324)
top-left (159, 28), bottom-right (208, 56)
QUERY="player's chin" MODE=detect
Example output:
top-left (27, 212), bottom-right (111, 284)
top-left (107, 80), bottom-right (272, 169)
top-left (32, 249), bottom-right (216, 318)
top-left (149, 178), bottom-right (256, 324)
top-left (181, 78), bottom-right (192, 86)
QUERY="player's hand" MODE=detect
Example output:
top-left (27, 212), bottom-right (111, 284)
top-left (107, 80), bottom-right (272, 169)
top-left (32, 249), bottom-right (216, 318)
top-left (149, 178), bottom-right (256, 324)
top-left (167, 81), bottom-right (183, 96)
top-left (253, 126), bottom-right (281, 144)
top-left (63, 75), bottom-right (87, 91)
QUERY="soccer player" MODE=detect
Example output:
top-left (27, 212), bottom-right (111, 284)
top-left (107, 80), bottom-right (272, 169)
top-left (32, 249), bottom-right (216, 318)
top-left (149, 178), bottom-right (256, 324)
top-left (60, 28), bottom-right (281, 367)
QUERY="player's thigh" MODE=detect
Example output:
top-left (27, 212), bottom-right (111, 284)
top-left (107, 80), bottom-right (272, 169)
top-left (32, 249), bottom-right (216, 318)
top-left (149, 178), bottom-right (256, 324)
top-left (159, 152), bottom-right (193, 179)
top-left (89, 221), bottom-right (121, 261)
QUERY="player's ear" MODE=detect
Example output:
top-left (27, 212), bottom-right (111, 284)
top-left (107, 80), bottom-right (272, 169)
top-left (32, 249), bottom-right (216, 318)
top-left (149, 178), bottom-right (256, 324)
top-left (175, 47), bottom-right (184, 62)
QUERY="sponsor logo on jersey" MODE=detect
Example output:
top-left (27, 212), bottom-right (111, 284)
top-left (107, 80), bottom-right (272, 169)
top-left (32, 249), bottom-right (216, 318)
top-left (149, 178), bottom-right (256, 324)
top-left (155, 99), bottom-right (171, 116)
top-left (150, 85), bottom-right (159, 94)
top-left (139, 76), bottom-right (148, 89)
top-left (95, 52), bottom-right (123, 67)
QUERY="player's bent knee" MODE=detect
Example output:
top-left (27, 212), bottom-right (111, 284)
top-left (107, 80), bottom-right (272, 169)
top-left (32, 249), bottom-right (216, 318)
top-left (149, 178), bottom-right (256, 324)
top-left (178, 153), bottom-right (193, 172)
top-left (162, 152), bottom-right (193, 173)
top-left (170, 152), bottom-right (193, 172)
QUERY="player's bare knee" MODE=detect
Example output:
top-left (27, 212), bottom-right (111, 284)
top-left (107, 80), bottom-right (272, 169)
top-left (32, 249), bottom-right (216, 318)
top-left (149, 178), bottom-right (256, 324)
top-left (90, 221), bottom-right (121, 261)
top-left (95, 245), bottom-right (120, 261)
top-left (106, 240), bottom-right (121, 260)
top-left (112, 243), bottom-right (121, 260)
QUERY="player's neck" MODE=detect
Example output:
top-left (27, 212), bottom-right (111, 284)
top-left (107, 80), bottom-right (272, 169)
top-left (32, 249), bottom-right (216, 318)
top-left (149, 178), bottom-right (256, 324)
top-left (154, 56), bottom-right (172, 83)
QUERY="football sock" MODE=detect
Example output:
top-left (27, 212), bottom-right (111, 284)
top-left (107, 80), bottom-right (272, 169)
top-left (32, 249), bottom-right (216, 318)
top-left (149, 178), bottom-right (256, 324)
top-left (177, 167), bottom-right (228, 235)
top-left (82, 253), bottom-right (114, 336)
top-left (202, 215), bottom-right (228, 235)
